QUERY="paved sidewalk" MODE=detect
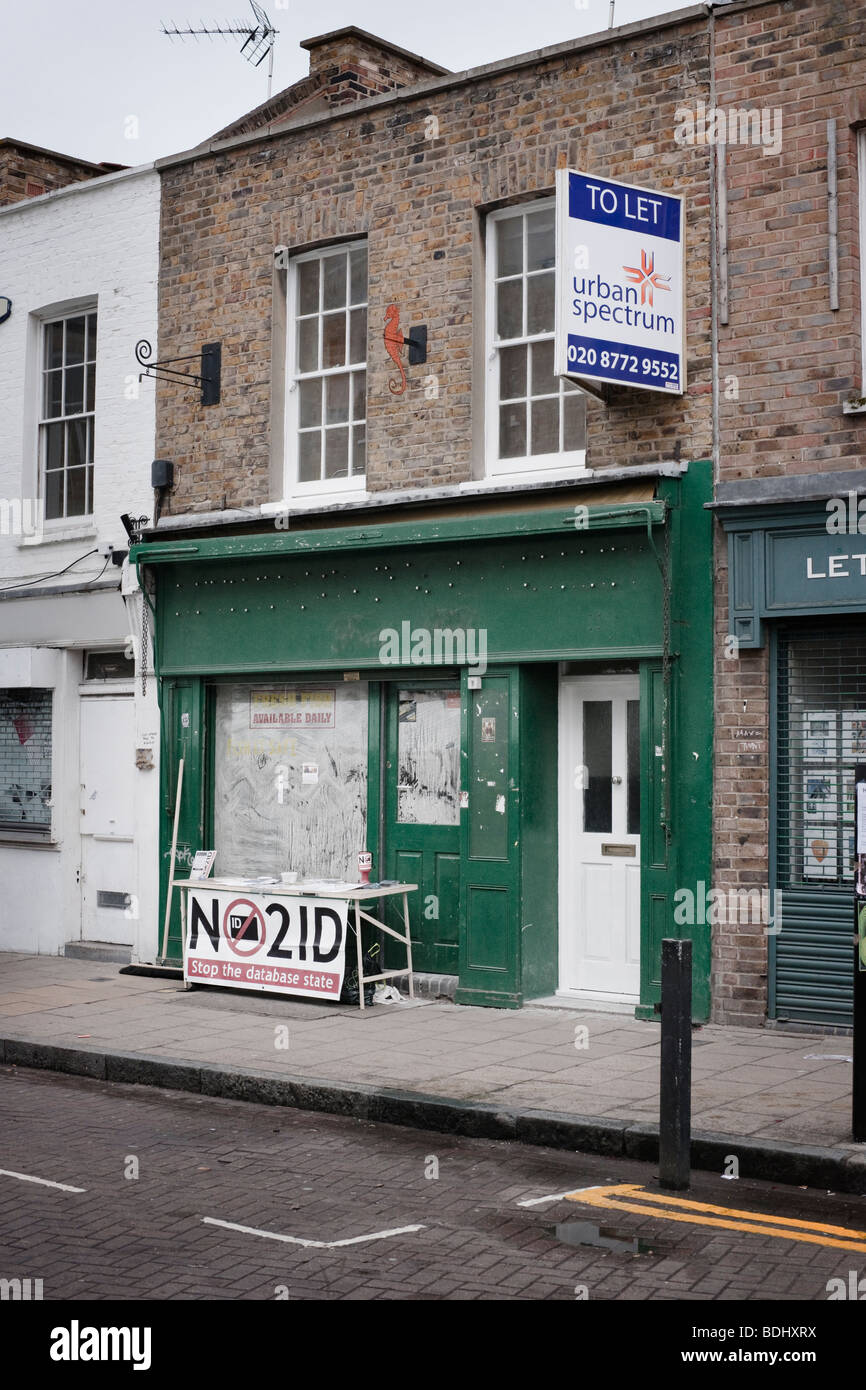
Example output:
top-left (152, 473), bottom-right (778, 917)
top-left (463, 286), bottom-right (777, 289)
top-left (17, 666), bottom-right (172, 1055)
top-left (0, 952), bottom-right (862, 1177)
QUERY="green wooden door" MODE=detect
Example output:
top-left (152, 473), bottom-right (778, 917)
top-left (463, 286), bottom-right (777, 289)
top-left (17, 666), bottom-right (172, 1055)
top-left (384, 682), bottom-right (461, 974)
top-left (456, 670), bottom-right (522, 1007)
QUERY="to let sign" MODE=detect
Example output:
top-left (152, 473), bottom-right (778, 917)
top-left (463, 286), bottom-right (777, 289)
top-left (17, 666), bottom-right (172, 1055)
top-left (184, 889), bottom-right (348, 999)
top-left (555, 169), bottom-right (685, 395)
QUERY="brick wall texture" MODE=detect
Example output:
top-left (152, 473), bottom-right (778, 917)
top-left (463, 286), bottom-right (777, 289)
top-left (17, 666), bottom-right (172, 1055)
top-left (0, 145), bottom-right (120, 207)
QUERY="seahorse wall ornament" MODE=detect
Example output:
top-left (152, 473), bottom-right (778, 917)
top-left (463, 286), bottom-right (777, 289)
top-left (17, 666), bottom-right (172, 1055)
top-left (383, 304), bottom-right (406, 395)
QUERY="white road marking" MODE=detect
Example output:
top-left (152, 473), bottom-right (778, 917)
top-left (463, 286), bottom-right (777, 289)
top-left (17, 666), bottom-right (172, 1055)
top-left (0, 1167), bottom-right (86, 1193)
top-left (517, 1186), bottom-right (603, 1208)
top-left (202, 1217), bottom-right (425, 1248)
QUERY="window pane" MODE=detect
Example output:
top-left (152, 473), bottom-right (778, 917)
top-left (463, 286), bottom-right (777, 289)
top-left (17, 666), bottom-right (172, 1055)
top-left (584, 701), bottom-right (612, 833)
top-left (86, 362), bottom-right (96, 413)
top-left (496, 278), bottom-right (523, 340)
top-left (397, 688), bottom-right (461, 825)
top-left (352, 423), bottom-right (366, 476)
top-left (66, 466), bottom-right (87, 516)
top-left (88, 415), bottom-right (95, 463)
top-left (499, 401), bottom-right (526, 458)
top-left (527, 208), bottom-right (555, 272)
top-left (530, 339), bottom-right (556, 397)
top-left (87, 463), bottom-right (94, 512)
top-left (322, 312), bottom-right (346, 368)
top-left (87, 313), bottom-right (97, 359)
top-left (325, 426), bottom-right (349, 479)
top-left (352, 370), bottom-right (366, 422)
top-left (44, 466), bottom-right (63, 519)
top-left (298, 259), bottom-right (319, 315)
top-left (65, 365), bottom-right (84, 416)
top-left (350, 248), bottom-right (367, 305)
top-left (349, 307), bottom-right (366, 365)
top-left (44, 421), bottom-right (64, 472)
top-left (299, 377), bottom-right (321, 428)
top-left (322, 253), bottom-right (347, 311)
top-left (326, 373), bottom-right (349, 425)
top-left (564, 385), bottom-right (587, 451)
top-left (496, 216), bottom-right (523, 278)
top-left (530, 397), bottom-right (559, 455)
top-left (627, 700), bottom-right (640, 836)
top-left (527, 272), bottom-right (555, 334)
top-left (65, 316), bottom-right (86, 365)
top-left (298, 317), bottom-right (318, 373)
top-left (45, 322), bottom-right (64, 370)
top-left (500, 344), bottom-right (526, 400)
top-left (67, 418), bottom-right (87, 470)
top-left (43, 369), bottom-right (63, 418)
top-left (298, 430), bottom-right (321, 482)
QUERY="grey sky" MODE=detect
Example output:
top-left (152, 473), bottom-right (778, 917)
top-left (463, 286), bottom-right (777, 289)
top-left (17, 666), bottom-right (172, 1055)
top-left (1, 0), bottom-right (694, 166)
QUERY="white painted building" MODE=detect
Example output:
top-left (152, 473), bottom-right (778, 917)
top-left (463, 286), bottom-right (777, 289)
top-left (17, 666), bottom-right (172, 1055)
top-left (0, 163), bottom-right (162, 962)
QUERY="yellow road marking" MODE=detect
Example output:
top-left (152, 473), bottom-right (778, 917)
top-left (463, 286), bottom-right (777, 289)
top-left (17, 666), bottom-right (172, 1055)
top-left (564, 1183), bottom-right (866, 1253)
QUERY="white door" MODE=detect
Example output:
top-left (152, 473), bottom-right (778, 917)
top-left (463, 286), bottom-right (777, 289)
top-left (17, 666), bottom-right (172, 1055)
top-left (559, 675), bottom-right (641, 1001)
top-left (80, 695), bottom-right (135, 945)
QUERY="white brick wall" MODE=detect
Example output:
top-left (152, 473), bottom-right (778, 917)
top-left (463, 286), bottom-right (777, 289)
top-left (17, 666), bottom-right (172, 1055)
top-left (0, 166), bottom-right (161, 957)
top-left (0, 165), bottom-right (159, 574)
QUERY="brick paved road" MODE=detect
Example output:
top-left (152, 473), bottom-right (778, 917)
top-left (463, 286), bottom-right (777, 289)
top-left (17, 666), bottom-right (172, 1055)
top-left (1, 1065), bottom-right (865, 1302)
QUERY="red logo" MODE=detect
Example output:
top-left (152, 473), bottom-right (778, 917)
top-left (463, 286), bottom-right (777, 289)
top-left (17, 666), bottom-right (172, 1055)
top-left (622, 249), bottom-right (671, 306)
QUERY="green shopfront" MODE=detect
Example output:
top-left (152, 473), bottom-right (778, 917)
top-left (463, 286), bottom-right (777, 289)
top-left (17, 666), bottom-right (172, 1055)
top-left (720, 470), bottom-right (866, 1028)
top-left (134, 463), bottom-right (713, 1015)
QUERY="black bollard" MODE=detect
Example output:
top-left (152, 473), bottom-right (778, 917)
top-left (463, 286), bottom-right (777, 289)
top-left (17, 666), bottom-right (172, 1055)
top-left (659, 937), bottom-right (692, 1190)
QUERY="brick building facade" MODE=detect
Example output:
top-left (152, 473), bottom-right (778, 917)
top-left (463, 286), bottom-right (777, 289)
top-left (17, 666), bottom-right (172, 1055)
top-left (712, 0), bottom-right (866, 1028)
top-left (135, 20), bottom-right (716, 1011)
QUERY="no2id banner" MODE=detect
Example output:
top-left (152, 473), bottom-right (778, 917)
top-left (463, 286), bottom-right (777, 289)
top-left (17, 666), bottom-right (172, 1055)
top-left (184, 889), bottom-right (349, 999)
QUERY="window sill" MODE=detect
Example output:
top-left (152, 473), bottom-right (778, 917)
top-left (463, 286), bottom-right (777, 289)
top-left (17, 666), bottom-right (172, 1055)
top-left (468, 463), bottom-right (591, 491)
top-left (17, 525), bottom-right (97, 548)
top-left (0, 834), bottom-right (57, 849)
top-left (262, 490), bottom-right (370, 515)
top-left (843, 399), bottom-right (866, 415)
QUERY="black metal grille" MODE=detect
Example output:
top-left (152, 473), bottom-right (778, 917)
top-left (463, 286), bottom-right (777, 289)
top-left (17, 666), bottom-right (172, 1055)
top-left (773, 620), bottom-right (865, 1026)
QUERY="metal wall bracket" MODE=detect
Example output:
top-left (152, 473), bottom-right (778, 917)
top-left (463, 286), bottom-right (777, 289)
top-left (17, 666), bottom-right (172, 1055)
top-left (135, 340), bottom-right (221, 406)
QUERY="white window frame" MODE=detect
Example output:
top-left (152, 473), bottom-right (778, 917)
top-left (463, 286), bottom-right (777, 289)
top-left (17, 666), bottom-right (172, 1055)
top-left (38, 305), bottom-right (98, 526)
top-left (485, 200), bottom-right (587, 480)
top-left (285, 241), bottom-right (368, 501)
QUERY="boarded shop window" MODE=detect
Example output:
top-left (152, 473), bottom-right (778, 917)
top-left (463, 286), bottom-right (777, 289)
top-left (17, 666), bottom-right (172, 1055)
top-left (289, 243), bottom-right (367, 492)
top-left (0, 689), bottom-right (53, 836)
top-left (40, 310), bottom-right (97, 520)
top-left (213, 682), bottom-right (368, 880)
top-left (486, 201), bottom-right (586, 475)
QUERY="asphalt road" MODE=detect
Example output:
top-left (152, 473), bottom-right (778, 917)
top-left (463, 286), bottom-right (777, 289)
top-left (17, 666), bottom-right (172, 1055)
top-left (1, 1065), bottom-right (865, 1303)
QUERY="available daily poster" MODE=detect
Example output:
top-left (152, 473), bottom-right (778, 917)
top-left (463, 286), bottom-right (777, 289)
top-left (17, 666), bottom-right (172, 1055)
top-left (249, 687), bottom-right (336, 728)
top-left (555, 168), bottom-right (685, 394)
top-left (184, 888), bottom-right (348, 1000)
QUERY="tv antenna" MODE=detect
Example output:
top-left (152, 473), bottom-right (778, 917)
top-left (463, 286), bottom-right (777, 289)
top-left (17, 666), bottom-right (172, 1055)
top-left (162, 1), bottom-right (279, 98)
